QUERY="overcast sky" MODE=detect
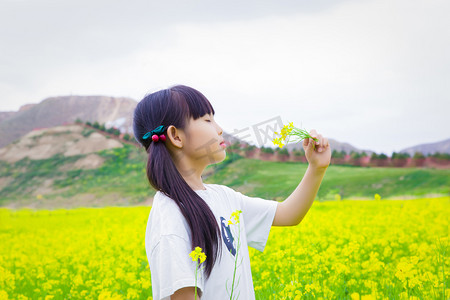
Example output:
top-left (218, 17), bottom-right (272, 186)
top-left (1, 0), bottom-right (449, 155)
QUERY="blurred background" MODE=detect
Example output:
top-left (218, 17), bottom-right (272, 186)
top-left (0, 0), bottom-right (449, 209)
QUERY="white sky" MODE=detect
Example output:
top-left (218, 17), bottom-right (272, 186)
top-left (1, 0), bottom-right (449, 155)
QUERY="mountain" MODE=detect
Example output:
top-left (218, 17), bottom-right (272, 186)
top-left (0, 95), bottom-right (137, 148)
top-left (277, 138), bottom-right (374, 155)
top-left (400, 138), bottom-right (450, 156)
top-left (0, 111), bottom-right (15, 123)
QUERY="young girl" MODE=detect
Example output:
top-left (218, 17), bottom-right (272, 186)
top-left (133, 85), bottom-right (331, 300)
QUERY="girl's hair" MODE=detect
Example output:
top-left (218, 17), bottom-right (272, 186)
top-left (133, 85), bottom-right (221, 279)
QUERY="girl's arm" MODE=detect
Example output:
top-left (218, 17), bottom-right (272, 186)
top-left (171, 287), bottom-right (201, 300)
top-left (272, 129), bottom-right (331, 226)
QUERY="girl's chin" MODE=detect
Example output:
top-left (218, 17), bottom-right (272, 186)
top-left (214, 152), bottom-right (227, 164)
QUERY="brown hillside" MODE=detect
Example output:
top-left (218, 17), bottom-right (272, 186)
top-left (0, 95), bottom-right (137, 148)
top-left (0, 124), bottom-right (123, 163)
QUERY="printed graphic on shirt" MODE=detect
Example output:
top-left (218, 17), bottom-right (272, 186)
top-left (220, 216), bottom-right (236, 256)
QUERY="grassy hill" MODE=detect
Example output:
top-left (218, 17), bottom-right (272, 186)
top-left (1, 140), bottom-right (449, 209)
top-left (208, 158), bottom-right (450, 200)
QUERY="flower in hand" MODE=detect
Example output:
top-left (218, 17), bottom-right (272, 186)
top-left (272, 122), bottom-right (319, 149)
top-left (273, 122), bottom-right (331, 169)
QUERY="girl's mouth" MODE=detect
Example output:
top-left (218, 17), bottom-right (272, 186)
top-left (220, 141), bottom-right (226, 147)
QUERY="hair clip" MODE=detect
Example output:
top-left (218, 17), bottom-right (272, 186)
top-left (143, 125), bottom-right (167, 142)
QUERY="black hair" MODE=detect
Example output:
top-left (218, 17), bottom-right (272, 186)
top-left (133, 85), bottom-right (221, 279)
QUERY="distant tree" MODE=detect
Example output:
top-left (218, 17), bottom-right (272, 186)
top-left (371, 152), bottom-right (379, 159)
top-left (106, 127), bottom-right (115, 134)
top-left (413, 151), bottom-right (425, 159)
top-left (244, 144), bottom-right (256, 152)
top-left (261, 146), bottom-right (274, 154)
top-left (392, 152), bottom-right (410, 159)
top-left (86, 121), bottom-right (92, 126)
top-left (278, 148), bottom-right (289, 156)
top-left (293, 149), bottom-right (305, 157)
top-left (123, 133), bottom-right (130, 141)
top-left (332, 149), bottom-right (344, 158)
top-left (113, 128), bottom-right (120, 136)
top-left (361, 151), bottom-right (368, 157)
top-left (430, 152), bottom-right (450, 160)
top-left (92, 121), bottom-right (100, 129)
top-left (378, 153), bottom-right (388, 159)
top-left (350, 151), bottom-right (361, 159)
top-left (99, 123), bottom-right (106, 131)
top-left (75, 118), bottom-right (82, 124)
top-left (230, 141), bottom-right (241, 150)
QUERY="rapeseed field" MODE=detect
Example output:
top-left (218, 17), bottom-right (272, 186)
top-left (0, 197), bottom-right (448, 299)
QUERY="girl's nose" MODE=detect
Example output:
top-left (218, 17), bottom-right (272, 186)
top-left (214, 120), bottom-right (223, 135)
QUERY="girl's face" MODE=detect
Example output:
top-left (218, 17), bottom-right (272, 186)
top-left (183, 112), bottom-right (226, 166)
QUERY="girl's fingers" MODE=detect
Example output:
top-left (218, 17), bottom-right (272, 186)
top-left (307, 129), bottom-right (317, 148)
top-left (318, 136), bottom-right (329, 152)
top-left (316, 134), bottom-right (323, 146)
top-left (303, 137), bottom-right (309, 147)
top-left (309, 130), bottom-right (331, 152)
top-left (309, 130), bottom-right (318, 143)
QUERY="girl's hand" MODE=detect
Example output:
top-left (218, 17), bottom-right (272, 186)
top-left (302, 129), bottom-right (331, 170)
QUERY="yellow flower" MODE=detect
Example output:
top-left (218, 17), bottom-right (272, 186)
top-left (272, 137), bottom-right (285, 148)
top-left (189, 246), bottom-right (206, 264)
top-left (229, 210), bottom-right (242, 225)
top-left (374, 193), bottom-right (381, 201)
top-left (272, 121), bottom-right (317, 149)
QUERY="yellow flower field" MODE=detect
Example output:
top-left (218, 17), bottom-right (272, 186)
top-left (0, 197), bottom-right (448, 299)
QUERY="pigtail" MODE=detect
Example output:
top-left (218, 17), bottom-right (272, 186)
top-left (146, 141), bottom-right (221, 279)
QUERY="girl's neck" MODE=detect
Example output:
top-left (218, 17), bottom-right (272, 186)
top-left (184, 176), bottom-right (207, 191)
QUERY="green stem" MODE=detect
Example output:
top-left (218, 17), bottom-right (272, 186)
top-left (194, 261), bottom-right (198, 299)
top-left (229, 222), bottom-right (241, 300)
top-left (286, 127), bottom-right (318, 150)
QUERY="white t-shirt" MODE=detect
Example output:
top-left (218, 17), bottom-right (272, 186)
top-left (145, 183), bottom-right (278, 300)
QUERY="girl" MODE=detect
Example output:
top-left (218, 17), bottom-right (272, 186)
top-left (133, 85), bottom-right (331, 300)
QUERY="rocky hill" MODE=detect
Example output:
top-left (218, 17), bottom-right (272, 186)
top-left (0, 124), bottom-right (130, 209)
top-left (400, 138), bottom-right (450, 156)
top-left (0, 95), bottom-right (137, 148)
top-left (0, 124), bottom-right (123, 163)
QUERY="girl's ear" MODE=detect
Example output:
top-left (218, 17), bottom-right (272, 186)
top-left (166, 125), bottom-right (184, 149)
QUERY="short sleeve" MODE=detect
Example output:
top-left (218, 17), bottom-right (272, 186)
top-left (234, 190), bottom-right (278, 252)
top-left (149, 234), bottom-right (205, 300)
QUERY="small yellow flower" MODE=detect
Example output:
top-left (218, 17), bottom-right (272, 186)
top-left (272, 121), bottom-right (317, 149)
top-left (229, 210), bottom-right (242, 225)
top-left (374, 194), bottom-right (381, 201)
top-left (272, 137), bottom-right (285, 148)
top-left (189, 246), bottom-right (206, 264)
